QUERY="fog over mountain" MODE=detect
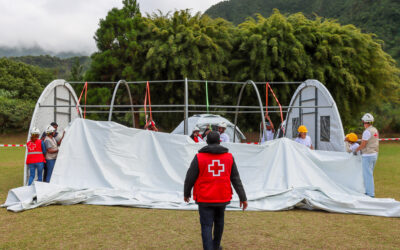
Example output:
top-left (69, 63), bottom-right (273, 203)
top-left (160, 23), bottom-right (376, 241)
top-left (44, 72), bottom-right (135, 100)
top-left (0, 0), bottom-right (222, 57)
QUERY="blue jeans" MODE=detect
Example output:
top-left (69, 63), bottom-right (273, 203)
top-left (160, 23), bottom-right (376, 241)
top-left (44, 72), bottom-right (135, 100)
top-left (45, 159), bottom-right (56, 183)
top-left (198, 205), bottom-right (226, 250)
top-left (28, 162), bottom-right (44, 185)
top-left (362, 155), bottom-right (378, 197)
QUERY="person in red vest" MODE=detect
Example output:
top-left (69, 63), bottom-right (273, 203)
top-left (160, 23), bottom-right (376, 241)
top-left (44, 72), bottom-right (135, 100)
top-left (26, 127), bottom-right (46, 185)
top-left (190, 127), bottom-right (204, 143)
top-left (144, 119), bottom-right (158, 132)
top-left (184, 131), bottom-right (248, 250)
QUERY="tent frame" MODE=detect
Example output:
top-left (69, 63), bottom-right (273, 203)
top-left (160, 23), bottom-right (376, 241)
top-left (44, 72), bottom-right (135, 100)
top-left (39, 78), bottom-right (335, 140)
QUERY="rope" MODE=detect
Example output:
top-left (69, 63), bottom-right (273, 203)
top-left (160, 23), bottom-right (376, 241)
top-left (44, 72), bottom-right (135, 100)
top-left (144, 81), bottom-right (153, 124)
top-left (265, 83), bottom-right (269, 115)
top-left (266, 82), bottom-right (285, 134)
top-left (205, 80), bottom-right (209, 113)
top-left (76, 81), bottom-right (88, 118)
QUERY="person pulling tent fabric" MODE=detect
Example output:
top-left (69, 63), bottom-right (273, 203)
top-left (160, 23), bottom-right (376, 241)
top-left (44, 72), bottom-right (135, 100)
top-left (295, 125), bottom-right (314, 149)
top-left (144, 118), bottom-right (158, 132)
top-left (355, 113), bottom-right (379, 197)
top-left (190, 127), bottom-right (204, 143)
top-left (26, 128), bottom-right (46, 185)
top-left (218, 122), bottom-right (229, 143)
top-left (261, 115), bottom-right (275, 143)
top-left (345, 133), bottom-right (360, 155)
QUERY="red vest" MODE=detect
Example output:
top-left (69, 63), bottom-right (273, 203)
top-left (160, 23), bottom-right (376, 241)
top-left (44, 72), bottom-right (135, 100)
top-left (193, 135), bottom-right (203, 143)
top-left (26, 139), bottom-right (45, 164)
top-left (193, 152), bottom-right (233, 203)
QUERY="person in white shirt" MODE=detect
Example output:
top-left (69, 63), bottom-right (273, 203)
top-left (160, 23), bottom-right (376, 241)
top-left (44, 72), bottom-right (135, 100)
top-left (218, 122), bottom-right (230, 143)
top-left (355, 113), bottom-right (379, 197)
top-left (294, 125), bottom-right (313, 149)
top-left (345, 133), bottom-right (360, 154)
top-left (261, 115), bottom-right (275, 143)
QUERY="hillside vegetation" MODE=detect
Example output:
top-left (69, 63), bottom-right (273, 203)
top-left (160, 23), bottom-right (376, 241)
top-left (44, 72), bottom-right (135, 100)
top-left (84, 1), bottom-right (399, 132)
top-left (10, 55), bottom-right (90, 80)
top-left (205, 0), bottom-right (400, 63)
top-left (0, 58), bottom-right (54, 132)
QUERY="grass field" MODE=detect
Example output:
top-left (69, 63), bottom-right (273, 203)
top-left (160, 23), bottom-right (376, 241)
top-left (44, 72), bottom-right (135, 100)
top-left (0, 143), bottom-right (400, 249)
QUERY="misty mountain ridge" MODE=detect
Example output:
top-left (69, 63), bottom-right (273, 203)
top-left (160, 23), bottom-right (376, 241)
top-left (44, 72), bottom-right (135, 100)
top-left (0, 45), bottom-right (89, 58)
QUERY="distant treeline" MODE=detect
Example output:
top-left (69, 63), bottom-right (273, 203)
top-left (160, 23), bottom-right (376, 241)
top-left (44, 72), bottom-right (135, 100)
top-left (10, 55), bottom-right (90, 80)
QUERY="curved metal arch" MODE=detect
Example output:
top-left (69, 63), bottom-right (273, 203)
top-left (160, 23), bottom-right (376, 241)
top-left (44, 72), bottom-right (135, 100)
top-left (108, 80), bottom-right (135, 127)
top-left (233, 80), bottom-right (266, 143)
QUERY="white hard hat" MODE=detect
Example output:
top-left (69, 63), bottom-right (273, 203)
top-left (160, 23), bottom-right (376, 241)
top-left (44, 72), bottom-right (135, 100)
top-left (30, 127), bottom-right (40, 135)
top-left (193, 126), bottom-right (200, 132)
top-left (46, 125), bottom-right (56, 134)
top-left (218, 122), bottom-right (227, 128)
top-left (361, 113), bottom-right (374, 123)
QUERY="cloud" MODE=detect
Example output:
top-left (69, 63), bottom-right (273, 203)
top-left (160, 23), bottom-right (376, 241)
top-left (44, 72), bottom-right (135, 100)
top-left (0, 0), bottom-right (222, 55)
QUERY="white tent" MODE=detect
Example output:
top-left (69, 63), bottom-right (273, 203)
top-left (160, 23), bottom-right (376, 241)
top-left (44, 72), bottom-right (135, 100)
top-left (284, 80), bottom-right (345, 151)
top-left (172, 114), bottom-right (246, 142)
top-left (25, 80), bottom-right (81, 184)
top-left (4, 119), bottom-right (400, 217)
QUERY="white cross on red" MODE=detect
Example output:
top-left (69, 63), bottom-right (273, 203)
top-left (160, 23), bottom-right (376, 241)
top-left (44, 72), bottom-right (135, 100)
top-left (27, 142), bottom-right (36, 151)
top-left (208, 160), bottom-right (225, 177)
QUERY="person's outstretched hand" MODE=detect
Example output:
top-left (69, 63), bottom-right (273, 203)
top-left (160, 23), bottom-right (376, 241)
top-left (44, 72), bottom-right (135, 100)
top-left (184, 197), bottom-right (190, 203)
top-left (240, 201), bottom-right (248, 211)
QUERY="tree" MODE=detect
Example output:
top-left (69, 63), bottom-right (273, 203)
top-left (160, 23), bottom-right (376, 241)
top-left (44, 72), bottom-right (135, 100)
top-left (229, 10), bottom-right (400, 128)
top-left (0, 58), bottom-right (54, 132)
top-left (86, 1), bottom-right (234, 129)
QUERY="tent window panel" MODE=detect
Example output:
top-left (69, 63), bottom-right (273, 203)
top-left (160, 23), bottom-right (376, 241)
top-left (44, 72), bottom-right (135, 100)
top-left (320, 116), bottom-right (330, 142)
top-left (292, 117), bottom-right (300, 138)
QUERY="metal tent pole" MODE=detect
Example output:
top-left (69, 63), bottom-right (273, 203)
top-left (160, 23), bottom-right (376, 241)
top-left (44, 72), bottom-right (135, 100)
top-left (184, 78), bottom-right (189, 135)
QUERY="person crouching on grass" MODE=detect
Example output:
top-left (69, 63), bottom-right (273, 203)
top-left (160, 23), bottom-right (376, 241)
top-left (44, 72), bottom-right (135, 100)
top-left (184, 131), bottom-right (248, 250)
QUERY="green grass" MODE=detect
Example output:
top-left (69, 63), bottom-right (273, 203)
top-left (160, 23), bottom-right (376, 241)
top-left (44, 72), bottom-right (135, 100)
top-left (1, 143), bottom-right (400, 249)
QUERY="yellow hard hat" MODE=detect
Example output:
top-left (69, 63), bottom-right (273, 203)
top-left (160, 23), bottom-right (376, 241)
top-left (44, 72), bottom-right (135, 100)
top-left (297, 125), bottom-right (308, 133)
top-left (346, 133), bottom-right (358, 142)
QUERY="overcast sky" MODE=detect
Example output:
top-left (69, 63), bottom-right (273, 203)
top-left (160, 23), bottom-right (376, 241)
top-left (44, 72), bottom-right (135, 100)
top-left (0, 0), bottom-right (222, 54)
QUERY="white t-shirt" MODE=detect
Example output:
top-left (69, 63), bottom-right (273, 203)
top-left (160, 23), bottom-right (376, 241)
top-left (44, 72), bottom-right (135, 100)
top-left (220, 133), bottom-right (230, 143)
top-left (350, 142), bottom-right (360, 154)
top-left (361, 130), bottom-right (377, 156)
top-left (261, 130), bottom-right (274, 143)
top-left (294, 136), bottom-right (312, 148)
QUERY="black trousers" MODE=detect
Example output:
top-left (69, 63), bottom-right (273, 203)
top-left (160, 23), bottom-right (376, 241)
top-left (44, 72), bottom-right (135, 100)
top-left (198, 205), bottom-right (226, 250)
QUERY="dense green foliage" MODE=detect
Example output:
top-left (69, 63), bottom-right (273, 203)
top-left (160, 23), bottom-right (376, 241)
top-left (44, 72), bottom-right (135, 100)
top-left (10, 55), bottom-right (90, 80)
top-left (205, 0), bottom-right (400, 63)
top-left (231, 11), bottom-right (399, 129)
top-left (86, 1), bottom-right (399, 132)
top-left (86, 0), bottom-right (235, 129)
top-left (0, 58), bottom-right (54, 132)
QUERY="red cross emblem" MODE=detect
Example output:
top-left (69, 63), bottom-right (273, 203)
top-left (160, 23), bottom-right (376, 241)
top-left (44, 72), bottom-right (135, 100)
top-left (208, 160), bottom-right (225, 177)
top-left (27, 142), bottom-right (36, 151)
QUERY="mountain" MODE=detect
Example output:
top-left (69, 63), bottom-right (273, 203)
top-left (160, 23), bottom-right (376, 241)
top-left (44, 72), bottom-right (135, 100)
top-left (9, 55), bottom-right (91, 80)
top-left (205, 0), bottom-right (400, 63)
top-left (0, 45), bottom-right (88, 58)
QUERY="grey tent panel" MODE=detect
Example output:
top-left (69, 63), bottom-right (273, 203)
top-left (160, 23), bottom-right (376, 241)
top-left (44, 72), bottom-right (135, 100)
top-left (284, 80), bottom-right (345, 152)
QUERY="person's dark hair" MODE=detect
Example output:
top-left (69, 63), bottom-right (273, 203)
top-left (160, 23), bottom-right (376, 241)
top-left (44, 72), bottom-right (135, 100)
top-left (51, 122), bottom-right (58, 127)
top-left (206, 131), bottom-right (220, 145)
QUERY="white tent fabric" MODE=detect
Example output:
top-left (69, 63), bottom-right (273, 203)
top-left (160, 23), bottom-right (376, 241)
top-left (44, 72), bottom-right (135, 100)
top-left (172, 114), bottom-right (246, 142)
top-left (3, 119), bottom-right (400, 217)
top-left (24, 80), bottom-right (81, 185)
top-left (284, 80), bottom-right (345, 152)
